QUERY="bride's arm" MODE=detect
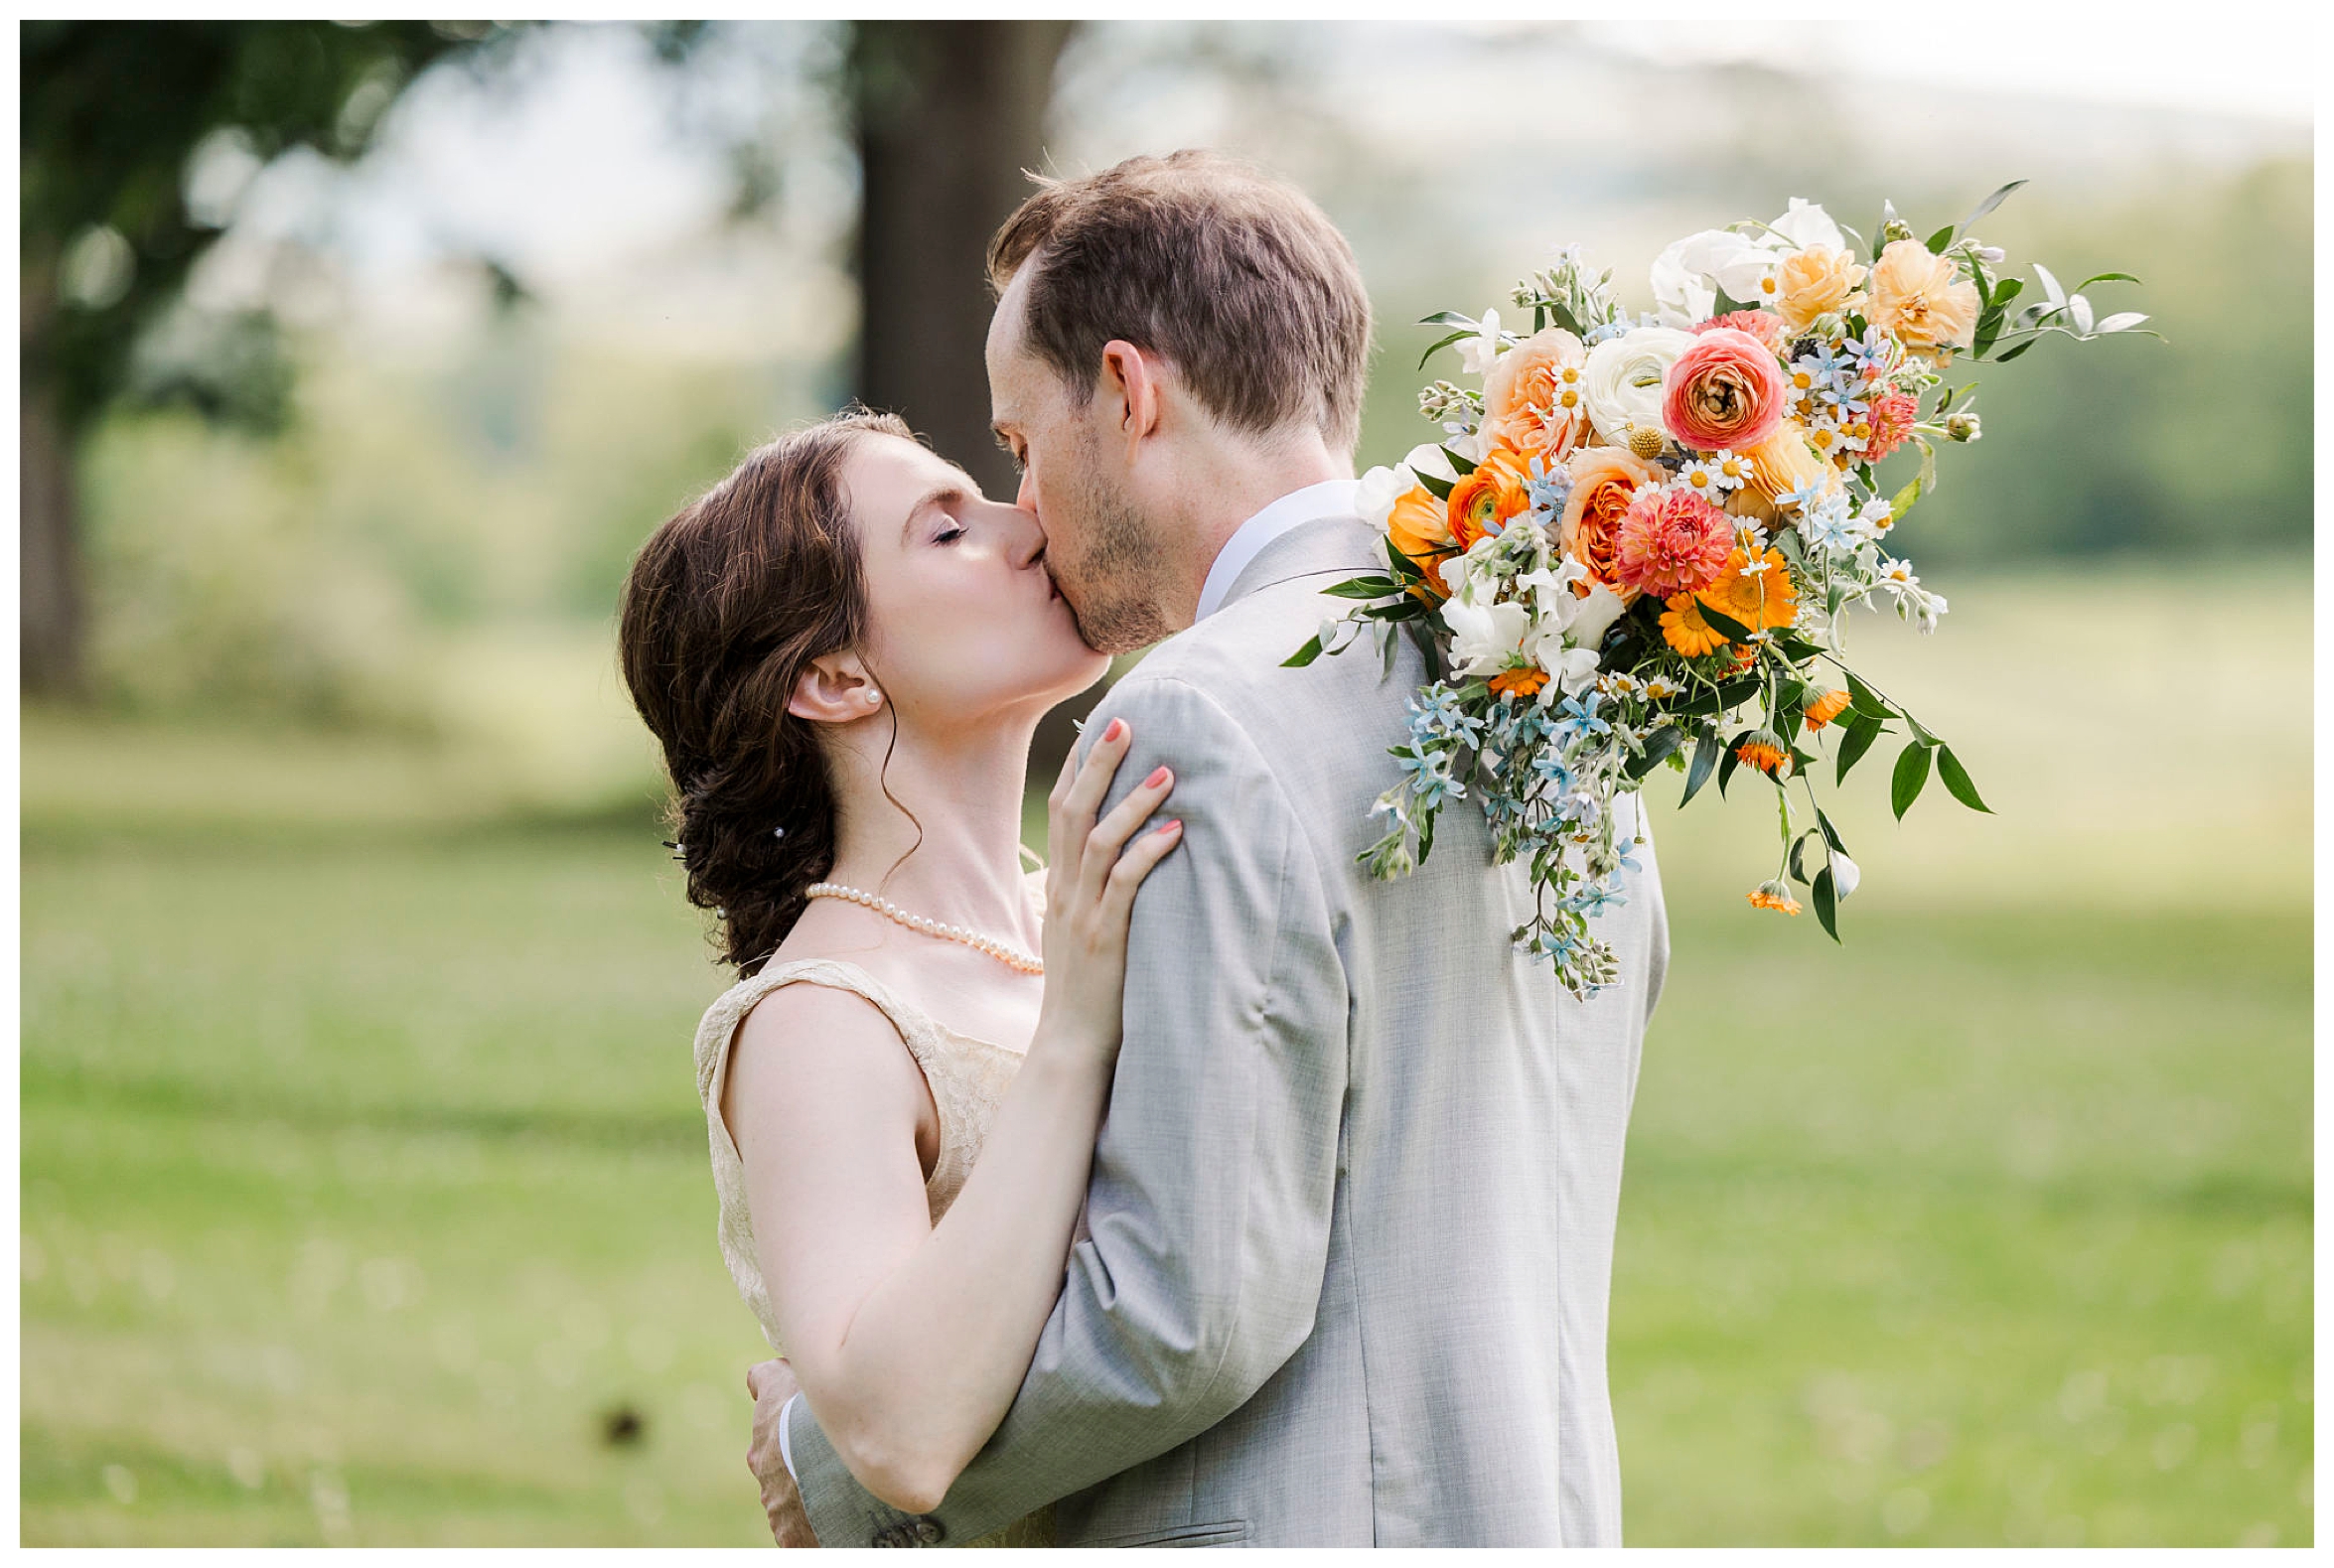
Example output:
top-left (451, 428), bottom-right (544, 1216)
top-left (720, 719), bottom-right (1179, 1514)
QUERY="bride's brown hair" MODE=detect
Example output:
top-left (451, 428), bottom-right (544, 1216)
top-left (618, 409), bottom-right (916, 976)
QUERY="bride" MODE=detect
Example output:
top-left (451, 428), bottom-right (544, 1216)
top-left (618, 409), bottom-right (1180, 1547)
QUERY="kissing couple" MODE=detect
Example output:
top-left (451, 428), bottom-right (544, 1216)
top-left (618, 149), bottom-right (1668, 1548)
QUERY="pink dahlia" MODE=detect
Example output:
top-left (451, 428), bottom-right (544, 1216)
top-left (1614, 486), bottom-right (1734, 601)
top-left (1864, 390), bottom-right (1918, 463)
top-left (1693, 309), bottom-right (1790, 354)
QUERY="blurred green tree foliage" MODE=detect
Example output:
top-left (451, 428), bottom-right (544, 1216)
top-left (19, 20), bottom-right (520, 697)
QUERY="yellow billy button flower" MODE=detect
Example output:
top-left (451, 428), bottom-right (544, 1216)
top-left (1748, 879), bottom-right (1803, 915)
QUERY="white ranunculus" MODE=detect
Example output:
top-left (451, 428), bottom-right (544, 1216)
top-left (1442, 597), bottom-right (1533, 677)
top-left (1582, 327), bottom-right (1695, 445)
top-left (1761, 197), bottom-right (1846, 254)
top-left (1650, 229), bottom-right (1774, 327)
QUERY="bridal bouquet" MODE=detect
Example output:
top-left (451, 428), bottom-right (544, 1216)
top-left (1290, 184), bottom-right (2148, 997)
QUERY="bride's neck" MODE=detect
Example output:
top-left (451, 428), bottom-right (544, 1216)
top-left (823, 713), bottom-right (1044, 949)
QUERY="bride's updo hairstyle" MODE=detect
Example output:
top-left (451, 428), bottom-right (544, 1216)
top-left (618, 409), bottom-right (915, 976)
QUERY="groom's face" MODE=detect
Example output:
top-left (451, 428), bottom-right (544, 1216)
top-left (985, 268), bottom-right (1171, 656)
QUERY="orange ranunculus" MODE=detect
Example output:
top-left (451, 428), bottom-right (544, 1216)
top-left (1867, 238), bottom-right (1980, 355)
top-left (1659, 593), bottom-right (1729, 658)
top-left (1696, 544), bottom-right (1800, 634)
top-left (1483, 326), bottom-right (1591, 461)
top-left (1559, 445), bottom-right (1663, 606)
top-left (1386, 484), bottom-right (1456, 599)
top-left (1803, 688), bottom-right (1853, 730)
top-left (1444, 443), bottom-right (1534, 550)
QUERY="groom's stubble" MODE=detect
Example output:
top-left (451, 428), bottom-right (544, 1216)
top-left (1045, 419), bottom-right (1178, 656)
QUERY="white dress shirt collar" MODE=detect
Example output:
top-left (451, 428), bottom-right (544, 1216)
top-left (1193, 479), bottom-right (1363, 622)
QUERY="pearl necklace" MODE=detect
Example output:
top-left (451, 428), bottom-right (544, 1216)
top-left (802, 882), bottom-right (1045, 975)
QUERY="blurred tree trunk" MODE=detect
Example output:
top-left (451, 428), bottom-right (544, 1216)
top-left (851, 20), bottom-right (1074, 504)
top-left (21, 275), bottom-right (84, 698)
top-left (851, 21), bottom-right (1090, 804)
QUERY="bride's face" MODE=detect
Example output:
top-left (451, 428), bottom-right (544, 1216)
top-left (840, 434), bottom-right (1109, 728)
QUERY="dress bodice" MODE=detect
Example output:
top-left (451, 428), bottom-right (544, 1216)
top-left (692, 953), bottom-right (1054, 1547)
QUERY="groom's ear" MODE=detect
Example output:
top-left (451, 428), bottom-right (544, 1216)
top-left (1098, 339), bottom-right (1162, 452)
top-left (787, 654), bottom-right (882, 727)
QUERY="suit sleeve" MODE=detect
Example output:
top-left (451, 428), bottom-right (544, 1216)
top-left (790, 674), bottom-right (1352, 1546)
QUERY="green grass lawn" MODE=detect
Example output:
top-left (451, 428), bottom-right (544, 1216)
top-left (20, 569), bottom-right (2312, 1545)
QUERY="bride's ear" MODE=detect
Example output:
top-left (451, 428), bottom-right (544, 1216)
top-left (788, 655), bottom-right (885, 725)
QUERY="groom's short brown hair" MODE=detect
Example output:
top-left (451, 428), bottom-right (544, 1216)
top-left (987, 150), bottom-right (1373, 455)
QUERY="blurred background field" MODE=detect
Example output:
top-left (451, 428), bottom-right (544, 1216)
top-left (19, 19), bottom-right (2311, 1547)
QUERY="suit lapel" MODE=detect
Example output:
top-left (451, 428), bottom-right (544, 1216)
top-left (1219, 514), bottom-right (1384, 612)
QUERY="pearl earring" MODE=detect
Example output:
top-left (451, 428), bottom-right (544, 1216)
top-left (863, 689), bottom-right (883, 706)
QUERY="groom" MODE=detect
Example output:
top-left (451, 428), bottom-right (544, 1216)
top-left (750, 149), bottom-right (1668, 1547)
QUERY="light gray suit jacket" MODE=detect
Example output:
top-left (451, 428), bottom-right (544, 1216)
top-left (790, 516), bottom-right (1668, 1546)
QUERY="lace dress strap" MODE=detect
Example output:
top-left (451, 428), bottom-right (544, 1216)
top-left (692, 956), bottom-right (957, 1354)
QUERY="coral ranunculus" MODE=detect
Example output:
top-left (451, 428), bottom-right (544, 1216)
top-left (1559, 445), bottom-right (1665, 605)
top-left (1614, 485), bottom-right (1733, 600)
top-left (1772, 244), bottom-right (1869, 338)
top-left (1867, 239), bottom-right (1980, 355)
top-left (1483, 326), bottom-right (1590, 461)
top-left (1386, 484), bottom-right (1456, 599)
top-left (1662, 328), bottom-right (1789, 453)
top-left (1444, 443), bottom-right (1533, 550)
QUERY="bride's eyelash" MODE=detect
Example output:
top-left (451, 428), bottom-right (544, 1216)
top-left (936, 523), bottom-right (967, 544)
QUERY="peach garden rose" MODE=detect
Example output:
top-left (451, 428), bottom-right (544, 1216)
top-left (1482, 325), bottom-right (1590, 461)
top-left (1867, 238), bottom-right (1980, 355)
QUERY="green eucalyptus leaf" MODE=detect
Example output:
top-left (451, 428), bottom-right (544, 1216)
top-left (1836, 712), bottom-right (1885, 784)
top-left (1718, 733), bottom-right (1747, 798)
top-left (2075, 271), bottom-right (2141, 290)
top-left (1924, 223), bottom-right (1956, 254)
top-left (1418, 310), bottom-right (1478, 328)
top-left (1679, 726), bottom-right (1721, 806)
top-left (1890, 740), bottom-right (1932, 820)
top-left (1416, 330), bottom-right (1472, 371)
top-left (1938, 746), bottom-right (1992, 813)
top-left (1443, 446), bottom-right (1479, 476)
top-left (1843, 671), bottom-right (1891, 718)
top-left (1694, 600), bottom-right (1757, 642)
top-left (1416, 470), bottom-right (1454, 500)
top-left (1816, 805), bottom-right (1850, 857)
top-left (1322, 576), bottom-right (1403, 600)
top-left (1813, 865), bottom-right (1840, 941)
top-left (1283, 635), bottom-right (1325, 668)
top-left (1988, 277), bottom-right (2023, 308)
top-left (1952, 179), bottom-right (2026, 239)
top-left (1625, 724), bottom-right (1686, 781)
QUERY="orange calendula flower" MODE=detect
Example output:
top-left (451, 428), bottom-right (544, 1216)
top-left (1488, 666), bottom-right (1548, 700)
top-left (1445, 444), bottom-right (1534, 550)
top-left (1735, 728), bottom-right (1792, 776)
top-left (1659, 593), bottom-right (1729, 658)
top-left (1696, 544), bottom-right (1800, 633)
top-left (1748, 880), bottom-right (1802, 916)
top-left (1803, 688), bottom-right (1852, 730)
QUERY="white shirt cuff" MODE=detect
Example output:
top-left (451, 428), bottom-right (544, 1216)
top-left (778, 1391), bottom-right (801, 1482)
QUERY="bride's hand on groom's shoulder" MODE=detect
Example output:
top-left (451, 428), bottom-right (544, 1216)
top-left (1038, 716), bottom-right (1183, 1064)
top-left (746, 1358), bottom-right (816, 1547)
